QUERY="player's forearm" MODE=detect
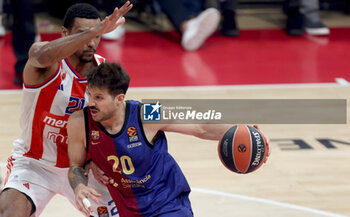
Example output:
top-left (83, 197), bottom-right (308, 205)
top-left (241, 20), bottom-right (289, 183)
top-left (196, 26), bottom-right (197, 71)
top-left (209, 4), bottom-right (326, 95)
top-left (28, 28), bottom-right (100, 68)
top-left (68, 166), bottom-right (88, 191)
top-left (195, 124), bottom-right (232, 140)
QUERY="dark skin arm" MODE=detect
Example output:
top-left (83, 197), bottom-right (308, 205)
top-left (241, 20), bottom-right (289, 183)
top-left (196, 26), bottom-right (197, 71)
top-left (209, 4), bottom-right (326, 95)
top-left (24, 1), bottom-right (133, 86)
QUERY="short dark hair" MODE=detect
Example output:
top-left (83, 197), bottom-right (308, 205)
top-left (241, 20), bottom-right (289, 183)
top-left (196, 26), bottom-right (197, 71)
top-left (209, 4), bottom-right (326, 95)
top-left (87, 62), bottom-right (130, 96)
top-left (63, 3), bottom-right (101, 30)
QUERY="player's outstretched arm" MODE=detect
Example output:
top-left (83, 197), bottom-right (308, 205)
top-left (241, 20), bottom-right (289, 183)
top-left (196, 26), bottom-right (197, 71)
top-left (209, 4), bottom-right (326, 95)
top-left (149, 124), bottom-right (233, 141)
top-left (28, 1), bottom-right (132, 69)
top-left (25, 1), bottom-right (133, 85)
top-left (67, 110), bottom-right (101, 216)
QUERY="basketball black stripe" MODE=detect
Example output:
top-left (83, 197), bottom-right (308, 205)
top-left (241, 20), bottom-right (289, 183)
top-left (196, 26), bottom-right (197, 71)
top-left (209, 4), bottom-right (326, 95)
top-left (246, 125), bottom-right (266, 173)
top-left (219, 125), bottom-right (238, 173)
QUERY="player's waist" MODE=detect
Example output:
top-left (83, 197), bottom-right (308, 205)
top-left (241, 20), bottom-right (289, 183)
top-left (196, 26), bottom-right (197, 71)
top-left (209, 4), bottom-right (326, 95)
top-left (14, 148), bottom-right (70, 168)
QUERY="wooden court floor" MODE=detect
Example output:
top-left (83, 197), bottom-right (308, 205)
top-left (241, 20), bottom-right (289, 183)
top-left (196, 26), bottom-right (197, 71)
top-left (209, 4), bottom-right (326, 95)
top-left (1, 85), bottom-right (350, 217)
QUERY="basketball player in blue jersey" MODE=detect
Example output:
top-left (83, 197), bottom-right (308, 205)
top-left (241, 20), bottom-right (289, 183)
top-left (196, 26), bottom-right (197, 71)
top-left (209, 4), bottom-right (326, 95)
top-left (67, 62), bottom-right (238, 217)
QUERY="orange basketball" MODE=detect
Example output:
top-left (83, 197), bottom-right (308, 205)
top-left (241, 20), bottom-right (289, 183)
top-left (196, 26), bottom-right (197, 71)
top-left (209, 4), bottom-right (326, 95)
top-left (218, 124), bottom-right (268, 174)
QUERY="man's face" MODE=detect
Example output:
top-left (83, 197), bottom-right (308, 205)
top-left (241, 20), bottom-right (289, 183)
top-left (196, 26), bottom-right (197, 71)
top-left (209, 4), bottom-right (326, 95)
top-left (68, 18), bottom-right (101, 63)
top-left (87, 86), bottom-right (118, 122)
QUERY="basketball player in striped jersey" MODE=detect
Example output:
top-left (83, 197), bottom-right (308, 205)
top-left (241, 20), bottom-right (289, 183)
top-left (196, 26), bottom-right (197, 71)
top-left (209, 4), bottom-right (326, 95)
top-left (0, 2), bottom-right (132, 217)
top-left (67, 62), bottom-right (234, 217)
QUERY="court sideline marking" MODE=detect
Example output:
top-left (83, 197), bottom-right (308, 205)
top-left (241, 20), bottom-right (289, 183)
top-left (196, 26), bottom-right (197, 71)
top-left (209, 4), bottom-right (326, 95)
top-left (0, 162), bottom-right (346, 217)
top-left (192, 187), bottom-right (347, 217)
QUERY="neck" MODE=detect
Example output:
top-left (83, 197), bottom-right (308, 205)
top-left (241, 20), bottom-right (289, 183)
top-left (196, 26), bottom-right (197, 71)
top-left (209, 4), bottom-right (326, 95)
top-left (100, 102), bottom-right (126, 135)
top-left (67, 56), bottom-right (95, 78)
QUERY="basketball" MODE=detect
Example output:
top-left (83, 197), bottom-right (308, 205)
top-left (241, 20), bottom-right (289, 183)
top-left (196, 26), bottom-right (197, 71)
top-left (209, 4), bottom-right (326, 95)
top-left (218, 124), bottom-right (269, 174)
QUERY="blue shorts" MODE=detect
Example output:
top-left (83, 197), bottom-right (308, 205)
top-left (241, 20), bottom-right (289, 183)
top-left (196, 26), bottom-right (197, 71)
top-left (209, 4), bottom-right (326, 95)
top-left (157, 207), bottom-right (193, 217)
top-left (155, 192), bottom-right (193, 217)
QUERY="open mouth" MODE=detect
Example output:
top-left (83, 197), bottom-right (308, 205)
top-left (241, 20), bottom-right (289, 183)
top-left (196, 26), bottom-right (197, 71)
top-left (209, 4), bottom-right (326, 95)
top-left (90, 108), bottom-right (99, 116)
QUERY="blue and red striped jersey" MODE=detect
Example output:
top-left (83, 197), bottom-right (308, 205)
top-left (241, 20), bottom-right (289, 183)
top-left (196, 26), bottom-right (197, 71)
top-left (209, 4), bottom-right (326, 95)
top-left (85, 100), bottom-right (192, 217)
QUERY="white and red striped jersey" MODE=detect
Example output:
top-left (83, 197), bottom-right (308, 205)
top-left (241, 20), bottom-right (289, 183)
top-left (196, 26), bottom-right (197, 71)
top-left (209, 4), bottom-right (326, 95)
top-left (12, 54), bottom-right (105, 168)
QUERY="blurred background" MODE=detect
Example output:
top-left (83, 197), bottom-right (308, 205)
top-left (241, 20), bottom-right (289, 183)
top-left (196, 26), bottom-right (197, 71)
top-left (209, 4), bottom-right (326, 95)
top-left (1, 0), bottom-right (350, 89)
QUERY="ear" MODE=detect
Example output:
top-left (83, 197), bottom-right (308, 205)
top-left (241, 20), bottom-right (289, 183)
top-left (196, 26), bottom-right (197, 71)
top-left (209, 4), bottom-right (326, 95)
top-left (61, 26), bottom-right (69, 37)
top-left (115, 94), bottom-right (125, 104)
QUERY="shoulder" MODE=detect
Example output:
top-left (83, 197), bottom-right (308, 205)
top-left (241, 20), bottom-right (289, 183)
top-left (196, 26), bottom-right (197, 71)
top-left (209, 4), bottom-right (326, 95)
top-left (28, 41), bottom-right (50, 62)
top-left (68, 110), bottom-right (85, 125)
top-left (67, 110), bottom-right (86, 138)
top-left (25, 41), bottom-right (60, 85)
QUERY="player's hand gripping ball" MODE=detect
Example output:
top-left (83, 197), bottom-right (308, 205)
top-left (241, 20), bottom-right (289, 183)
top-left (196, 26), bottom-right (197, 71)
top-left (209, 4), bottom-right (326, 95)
top-left (218, 124), bottom-right (269, 174)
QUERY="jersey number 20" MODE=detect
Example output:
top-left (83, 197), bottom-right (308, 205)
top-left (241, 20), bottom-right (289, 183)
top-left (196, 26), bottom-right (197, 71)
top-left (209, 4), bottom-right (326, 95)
top-left (108, 155), bottom-right (135, 175)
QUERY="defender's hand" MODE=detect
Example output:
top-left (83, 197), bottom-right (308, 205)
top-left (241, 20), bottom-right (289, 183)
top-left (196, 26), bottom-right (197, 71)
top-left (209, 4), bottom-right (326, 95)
top-left (94, 1), bottom-right (133, 36)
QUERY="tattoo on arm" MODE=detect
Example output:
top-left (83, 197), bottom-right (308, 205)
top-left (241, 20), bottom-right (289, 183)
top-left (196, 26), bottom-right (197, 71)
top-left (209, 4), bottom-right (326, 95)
top-left (68, 166), bottom-right (88, 191)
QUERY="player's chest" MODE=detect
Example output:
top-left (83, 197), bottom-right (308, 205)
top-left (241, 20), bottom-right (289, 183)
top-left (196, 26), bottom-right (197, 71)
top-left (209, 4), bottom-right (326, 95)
top-left (53, 75), bottom-right (88, 115)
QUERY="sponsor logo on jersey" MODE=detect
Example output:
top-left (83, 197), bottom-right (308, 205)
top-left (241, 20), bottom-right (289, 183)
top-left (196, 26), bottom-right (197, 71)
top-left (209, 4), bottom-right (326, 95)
top-left (127, 126), bottom-right (139, 143)
top-left (121, 175), bottom-right (151, 189)
top-left (127, 142), bottom-right (142, 149)
top-left (42, 112), bottom-right (68, 129)
top-left (47, 131), bottom-right (68, 144)
top-left (42, 113), bottom-right (69, 145)
top-left (143, 102), bottom-right (161, 121)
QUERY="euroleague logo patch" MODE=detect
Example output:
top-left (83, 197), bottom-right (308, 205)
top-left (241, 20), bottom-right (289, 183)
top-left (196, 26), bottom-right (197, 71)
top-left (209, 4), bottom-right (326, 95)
top-left (97, 206), bottom-right (109, 217)
top-left (238, 144), bottom-right (247, 153)
top-left (127, 126), bottom-right (139, 142)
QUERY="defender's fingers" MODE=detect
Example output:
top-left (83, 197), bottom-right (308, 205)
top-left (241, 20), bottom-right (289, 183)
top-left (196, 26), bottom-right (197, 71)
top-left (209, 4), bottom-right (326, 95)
top-left (115, 17), bottom-right (126, 26)
top-left (119, 1), bottom-right (133, 14)
top-left (114, 2), bottom-right (133, 18)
